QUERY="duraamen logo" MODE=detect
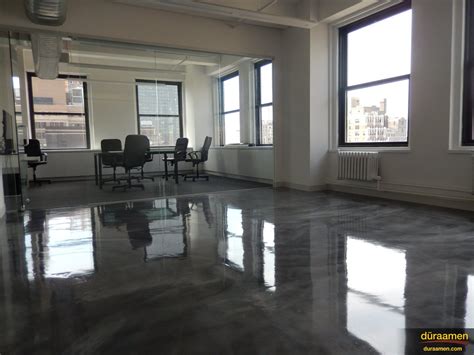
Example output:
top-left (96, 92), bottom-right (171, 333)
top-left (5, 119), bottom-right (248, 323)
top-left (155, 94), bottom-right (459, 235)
top-left (420, 331), bottom-right (469, 346)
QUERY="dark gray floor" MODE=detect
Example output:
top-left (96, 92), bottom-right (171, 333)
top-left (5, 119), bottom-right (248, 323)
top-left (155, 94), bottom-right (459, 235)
top-left (2, 188), bottom-right (474, 354)
top-left (24, 175), bottom-right (269, 210)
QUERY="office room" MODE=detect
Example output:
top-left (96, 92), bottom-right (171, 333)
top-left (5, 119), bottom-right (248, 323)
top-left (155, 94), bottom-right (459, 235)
top-left (0, 0), bottom-right (473, 354)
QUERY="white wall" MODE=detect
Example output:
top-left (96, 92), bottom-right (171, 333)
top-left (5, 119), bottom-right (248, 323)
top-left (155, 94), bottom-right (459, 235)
top-left (309, 23), bottom-right (329, 189)
top-left (326, 0), bottom-right (473, 204)
top-left (185, 65), bottom-right (214, 149)
top-left (277, 27), bottom-right (312, 188)
top-left (206, 147), bottom-right (274, 183)
top-left (186, 62), bottom-right (274, 183)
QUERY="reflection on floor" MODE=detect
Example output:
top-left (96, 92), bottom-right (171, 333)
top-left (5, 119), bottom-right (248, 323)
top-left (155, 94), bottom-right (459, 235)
top-left (1, 188), bottom-right (474, 354)
top-left (25, 175), bottom-right (269, 210)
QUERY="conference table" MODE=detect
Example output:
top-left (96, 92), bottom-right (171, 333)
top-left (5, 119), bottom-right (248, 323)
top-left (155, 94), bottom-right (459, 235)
top-left (94, 148), bottom-right (177, 189)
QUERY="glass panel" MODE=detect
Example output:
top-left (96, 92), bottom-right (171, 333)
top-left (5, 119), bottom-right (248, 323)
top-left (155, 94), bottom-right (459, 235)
top-left (260, 105), bottom-right (273, 145)
top-left (223, 74), bottom-right (239, 112)
top-left (137, 82), bottom-right (179, 115)
top-left (347, 10), bottom-right (412, 86)
top-left (346, 79), bottom-right (409, 143)
top-left (260, 63), bottom-right (273, 105)
top-left (31, 76), bottom-right (85, 114)
top-left (224, 112), bottom-right (240, 144)
top-left (34, 114), bottom-right (87, 149)
top-left (139, 115), bottom-right (180, 146)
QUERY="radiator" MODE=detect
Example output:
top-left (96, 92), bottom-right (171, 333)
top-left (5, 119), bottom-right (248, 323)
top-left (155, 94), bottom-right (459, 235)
top-left (337, 151), bottom-right (380, 181)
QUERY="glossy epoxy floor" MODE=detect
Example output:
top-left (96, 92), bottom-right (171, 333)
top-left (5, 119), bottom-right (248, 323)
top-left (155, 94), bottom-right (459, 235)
top-left (1, 188), bottom-right (474, 354)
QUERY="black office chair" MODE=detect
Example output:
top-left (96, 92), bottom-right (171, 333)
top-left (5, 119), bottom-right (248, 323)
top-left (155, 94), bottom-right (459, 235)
top-left (101, 139), bottom-right (122, 183)
top-left (184, 136), bottom-right (212, 182)
top-left (137, 140), bottom-right (154, 182)
top-left (24, 139), bottom-right (51, 186)
top-left (113, 135), bottom-right (149, 191)
top-left (163, 138), bottom-right (188, 184)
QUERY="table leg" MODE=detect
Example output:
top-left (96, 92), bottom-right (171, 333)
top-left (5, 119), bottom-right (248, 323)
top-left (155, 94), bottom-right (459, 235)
top-left (174, 161), bottom-right (179, 184)
top-left (164, 153), bottom-right (169, 181)
top-left (94, 154), bottom-right (98, 185)
top-left (99, 154), bottom-right (103, 189)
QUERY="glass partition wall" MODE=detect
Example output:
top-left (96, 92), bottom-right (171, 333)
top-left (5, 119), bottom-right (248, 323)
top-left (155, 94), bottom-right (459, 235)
top-left (2, 31), bottom-right (274, 211)
top-left (0, 31), bottom-right (23, 213)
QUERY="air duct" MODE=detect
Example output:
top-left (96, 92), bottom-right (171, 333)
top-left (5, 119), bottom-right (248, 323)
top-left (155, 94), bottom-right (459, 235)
top-left (31, 33), bottom-right (62, 79)
top-left (24, 0), bottom-right (68, 26)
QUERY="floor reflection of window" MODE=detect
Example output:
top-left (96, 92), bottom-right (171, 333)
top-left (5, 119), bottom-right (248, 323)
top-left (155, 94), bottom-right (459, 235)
top-left (226, 208), bottom-right (244, 271)
top-left (346, 237), bottom-right (406, 354)
top-left (263, 221), bottom-right (275, 290)
top-left (147, 219), bottom-right (185, 259)
top-left (25, 209), bottom-right (95, 279)
top-left (466, 276), bottom-right (474, 328)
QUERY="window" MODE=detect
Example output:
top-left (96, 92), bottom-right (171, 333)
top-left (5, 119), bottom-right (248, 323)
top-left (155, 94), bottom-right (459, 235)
top-left (219, 72), bottom-right (240, 145)
top-left (339, 2), bottom-right (412, 146)
top-left (27, 73), bottom-right (90, 150)
top-left (255, 60), bottom-right (273, 145)
top-left (136, 80), bottom-right (183, 147)
top-left (463, 0), bottom-right (474, 145)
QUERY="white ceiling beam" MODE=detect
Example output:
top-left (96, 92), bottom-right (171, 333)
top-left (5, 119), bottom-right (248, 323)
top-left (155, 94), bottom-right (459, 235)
top-left (112, 0), bottom-right (319, 28)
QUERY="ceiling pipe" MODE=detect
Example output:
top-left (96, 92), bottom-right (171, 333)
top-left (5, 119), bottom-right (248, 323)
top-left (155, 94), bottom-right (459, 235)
top-left (24, 0), bottom-right (68, 26)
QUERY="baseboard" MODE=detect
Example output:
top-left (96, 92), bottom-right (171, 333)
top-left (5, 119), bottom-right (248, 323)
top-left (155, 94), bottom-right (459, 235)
top-left (327, 182), bottom-right (474, 211)
top-left (204, 170), bottom-right (273, 185)
top-left (273, 181), bottom-right (328, 192)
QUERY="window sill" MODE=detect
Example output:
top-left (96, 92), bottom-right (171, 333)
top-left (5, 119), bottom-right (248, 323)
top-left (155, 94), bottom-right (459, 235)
top-left (212, 145), bottom-right (273, 150)
top-left (447, 148), bottom-right (474, 154)
top-left (330, 146), bottom-right (411, 153)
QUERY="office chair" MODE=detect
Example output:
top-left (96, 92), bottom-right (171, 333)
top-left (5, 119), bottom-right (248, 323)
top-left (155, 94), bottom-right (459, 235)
top-left (137, 139), bottom-right (154, 182)
top-left (163, 137), bottom-right (188, 184)
top-left (184, 136), bottom-right (212, 182)
top-left (101, 139), bottom-right (122, 183)
top-left (24, 139), bottom-right (51, 186)
top-left (113, 135), bottom-right (149, 191)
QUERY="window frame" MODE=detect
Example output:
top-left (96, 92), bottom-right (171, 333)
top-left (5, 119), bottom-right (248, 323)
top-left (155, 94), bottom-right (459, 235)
top-left (338, 0), bottom-right (412, 147)
top-left (218, 71), bottom-right (240, 146)
top-left (27, 72), bottom-right (91, 150)
top-left (255, 59), bottom-right (273, 146)
top-left (135, 79), bottom-right (184, 147)
top-left (462, 0), bottom-right (474, 146)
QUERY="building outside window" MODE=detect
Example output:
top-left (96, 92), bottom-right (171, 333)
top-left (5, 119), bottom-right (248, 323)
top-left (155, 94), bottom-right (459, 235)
top-left (136, 80), bottom-right (183, 147)
top-left (339, 2), bottom-right (412, 146)
top-left (219, 71), bottom-right (240, 145)
top-left (27, 73), bottom-right (90, 150)
top-left (463, 0), bottom-right (474, 145)
top-left (255, 60), bottom-right (273, 145)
